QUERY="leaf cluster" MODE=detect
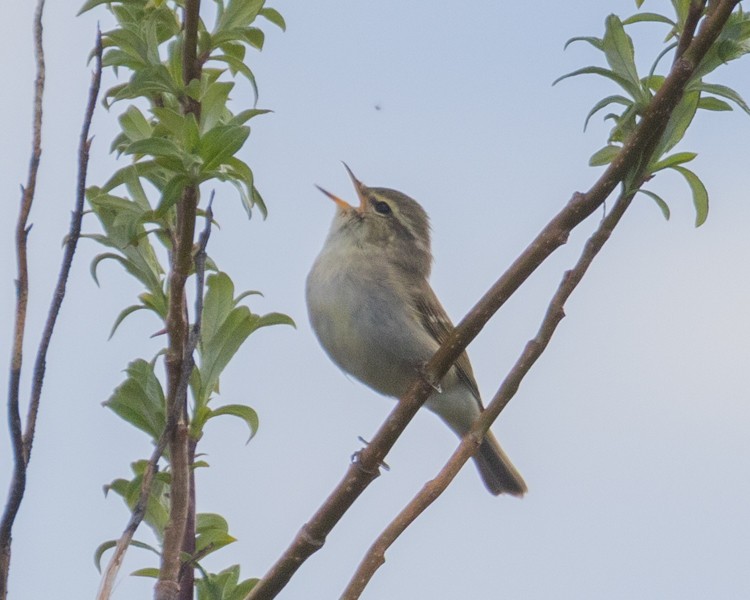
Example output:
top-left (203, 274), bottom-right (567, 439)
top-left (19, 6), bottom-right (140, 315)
top-left (556, 2), bottom-right (750, 225)
top-left (82, 1), bottom-right (293, 593)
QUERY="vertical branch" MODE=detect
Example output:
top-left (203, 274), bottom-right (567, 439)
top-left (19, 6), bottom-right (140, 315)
top-left (1, 2), bottom-right (46, 597)
top-left (155, 2), bottom-right (202, 599)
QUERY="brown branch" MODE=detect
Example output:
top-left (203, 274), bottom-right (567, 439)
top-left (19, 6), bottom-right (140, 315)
top-left (341, 188), bottom-right (636, 600)
top-left (1, 2), bottom-right (46, 597)
top-left (245, 3), bottom-right (741, 598)
top-left (155, 2), bottom-right (202, 598)
top-left (675, 1), bottom-right (707, 62)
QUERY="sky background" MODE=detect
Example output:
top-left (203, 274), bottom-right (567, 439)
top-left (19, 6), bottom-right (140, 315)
top-left (2, 1), bottom-right (750, 599)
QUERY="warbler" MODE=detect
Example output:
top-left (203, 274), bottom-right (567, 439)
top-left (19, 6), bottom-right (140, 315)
top-left (305, 166), bottom-right (526, 497)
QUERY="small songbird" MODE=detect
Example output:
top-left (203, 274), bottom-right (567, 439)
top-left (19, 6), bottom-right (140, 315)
top-left (305, 165), bottom-right (526, 497)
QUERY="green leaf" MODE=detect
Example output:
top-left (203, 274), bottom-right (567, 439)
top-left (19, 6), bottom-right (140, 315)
top-left (251, 186), bottom-right (268, 219)
top-left (208, 54), bottom-right (259, 101)
top-left (199, 125), bottom-right (250, 171)
top-left (109, 304), bottom-right (148, 339)
top-left (553, 66), bottom-right (642, 100)
top-left (200, 81), bottom-right (234, 133)
top-left (653, 90), bottom-right (699, 158)
top-left (90, 252), bottom-right (129, 286)
top-left (229, 108), bottom-right (271, 126)
top-left (638, 189), bottom-right (671, 221)
top-left (105, 461), bottom-right (171, 539)
top-left (132, 568), bottom-right (161, 578)
top-left (697, 97), bottom-right (733, 112)
top-left (155, 174), bottom-right (191, 216)
top-left (223, 156), bottom-right (254, 190)
top-left (255, 312), bottom-right (296, 329)
top-left (183, 113), bottom-right (201, 153)
top-left (139, 291), bottom-right (169, 320)
top-left (564, 36), bottom-right (603, 51)
top-left (207, 404), bottom-right (260, 443)
top-left (119, 106), bottom-right (153, 142)
top-left (201, 272), bottom-right (237, 347)
top-left (103, 359), bottom-right (166, 440)
top-left (260, 7), bottom-right (286, 31)
top-left (126, 136), bottom-right (183, 160)
top-left (121, 165), bottom-right (152, 210)
top-left (589, 145), bottom-right (621, 166)
top-left (240, 27), bottom-right (265, 50)
top-left (195, 564), bottom-right (259, 600)
top-left (94, 539), bottom-right (160, 573)
top-left (152, 106), bottom-right (188, 138)
top-left (195, 513), bottom-right (237, 557)
top-left (215, 0), bottom-right (264, 33)
top-left (622, 12), bottom-right (675, 27)
top-left (88, 189), bottom-right (165, 292)
top-left (198, 307), bottom-right (256, 404)
top-left (78, 0), bottom-right (114, 14)
top-left (673, 166), bottom-right (709, 227)
top-left (692, 11), bottom-right (750, 80)
top-left (197, 273), bottom-right (292, 407)
top-left (602, 14), bottom-right (641, 92)
top-left (696, 83), bottom-right (750, 115)
top-left (114, 65), bottom-right (179, 102)
top-left (650, 151), bottom-right (697, 172)
top-left (583, 94), bottom-right (632, 131)
top-left (228, 578), bottom-right (259, 600)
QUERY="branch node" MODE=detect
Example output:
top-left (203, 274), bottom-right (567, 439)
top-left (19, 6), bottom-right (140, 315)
top-left (351, 449), bottom-right (384, 476)
top-left (299, 525), bottom-right (325, 550)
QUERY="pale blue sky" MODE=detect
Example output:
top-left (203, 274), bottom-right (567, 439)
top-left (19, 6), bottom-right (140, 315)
top-left (1, 2), bottom-right (749, 599)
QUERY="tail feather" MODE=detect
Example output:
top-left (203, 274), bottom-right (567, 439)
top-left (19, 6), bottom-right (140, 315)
top-left (473, 431), bottom-right (527, 497)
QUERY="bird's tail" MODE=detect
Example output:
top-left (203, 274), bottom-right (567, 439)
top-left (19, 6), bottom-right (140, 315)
top-left (473, 431), bottom-right (527, 497)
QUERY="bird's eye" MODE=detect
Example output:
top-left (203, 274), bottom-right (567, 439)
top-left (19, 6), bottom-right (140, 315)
top-left (372, 199), bottom-right (392, 215)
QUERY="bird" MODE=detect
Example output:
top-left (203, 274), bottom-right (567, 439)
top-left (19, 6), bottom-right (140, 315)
top-left (305, 165), bottom-right (526, 497)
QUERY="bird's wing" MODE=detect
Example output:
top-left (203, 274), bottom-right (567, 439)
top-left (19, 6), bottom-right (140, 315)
top-left (412, 284), bottom-right (483, 405)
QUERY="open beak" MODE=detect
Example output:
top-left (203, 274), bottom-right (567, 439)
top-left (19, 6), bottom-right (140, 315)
top-left (315, 163), bottom-right (368, 212)
top-left (342, 163), bottom-right (368, 211)
top-left (314, 185), bottom-right (353, 211)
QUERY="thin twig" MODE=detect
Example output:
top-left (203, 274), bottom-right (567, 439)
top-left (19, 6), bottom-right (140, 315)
top-left (245, 3), bottom-right (740, 598)
top-left (341, 189), bottom-right (635, 600)
top-left (177, 196), bottom-right (213, 600)
top-left (24, 27), bottom-right (102, 457)
top-left (1, 2), bottom-right (46, 597)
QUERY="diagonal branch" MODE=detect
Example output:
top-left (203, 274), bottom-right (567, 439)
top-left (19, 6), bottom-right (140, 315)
top-left (341, 188), bottom-right (636, 600)
top-left (245, 2), bottom-right (741, 598)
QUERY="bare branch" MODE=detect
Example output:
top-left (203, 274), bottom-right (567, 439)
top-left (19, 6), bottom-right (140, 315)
top-left (1, 2), bottom-right (46, 596)
top-left (245, 3), bottom-right (741, 598)
top-left (24, 26), bottom-right (103, 458)
top-left (341, 188), bottom-right (636, 600)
